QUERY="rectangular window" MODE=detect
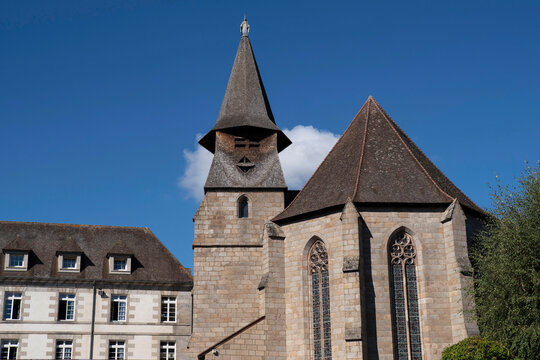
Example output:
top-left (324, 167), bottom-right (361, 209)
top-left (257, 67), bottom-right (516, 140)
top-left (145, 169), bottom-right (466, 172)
top-left (0, 340), bottom-right (18, 360)
top-left (111, 295), bottom-right (127, 322)
top-left (108, 340), bottom-right (125, 360)
top-left (62, 257), bottom-right (77, 269)
top-left (113, 259), bottom-right (127, 271)
top-left (55, 340), bottom-right (73, 360)
top-left (8, 255), bottom-right (23, 268)
top-left (58, 294), bottom-right (75, 321)
top-left (160, 341), bottom-right (175, 360)
top-left (161, 296), bottom-right (176, 323)
top-left (3, 293), bottom-right (22, 320)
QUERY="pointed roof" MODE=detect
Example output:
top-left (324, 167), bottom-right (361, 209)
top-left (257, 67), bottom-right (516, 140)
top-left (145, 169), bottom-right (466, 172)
top-left (199, 20), bottom-right (291, 153)
top-left (106, 240), bottom-right (134, 257)
top-left (2, 234), bottom-right (31, 252)
top-left (56, 236), bottom-right (84, 255)
top-left (273, 97), bottom-right (483, 222)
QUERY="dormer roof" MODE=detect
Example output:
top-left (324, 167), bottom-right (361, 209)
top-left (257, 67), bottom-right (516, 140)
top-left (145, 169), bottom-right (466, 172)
top-left (106, 240), bottom-right (134, 258)
top-left (274, 97), bottom-right (483, 222)
top-left (198, 20), bottom-right (291, 153)
top-left (56, 236), bottom-right (83, 255)
top-left (3, 234), bottom-right (31, 253)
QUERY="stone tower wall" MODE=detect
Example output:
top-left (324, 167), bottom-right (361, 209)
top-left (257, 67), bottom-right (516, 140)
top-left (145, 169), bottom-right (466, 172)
top-left (190, 190), bottom-right (284, 357)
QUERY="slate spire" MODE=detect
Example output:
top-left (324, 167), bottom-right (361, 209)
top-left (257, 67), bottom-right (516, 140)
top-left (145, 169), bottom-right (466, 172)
top-left (199, 18), bottom-right (291, 153)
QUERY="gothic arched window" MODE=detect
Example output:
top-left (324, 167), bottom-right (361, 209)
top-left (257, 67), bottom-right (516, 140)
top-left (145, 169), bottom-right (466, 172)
top-left (309, 240), bottom-right (332, 360)
top-left (238, 196), bottom-right (248, 218)
top-left (390, 232), bottom-right (422, 360)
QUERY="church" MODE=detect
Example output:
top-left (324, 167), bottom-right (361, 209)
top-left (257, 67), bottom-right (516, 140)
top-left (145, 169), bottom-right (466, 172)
top-left (187, 18), bottom-right (482, 360)
top-left (0, 18), bottom-right (483, 360)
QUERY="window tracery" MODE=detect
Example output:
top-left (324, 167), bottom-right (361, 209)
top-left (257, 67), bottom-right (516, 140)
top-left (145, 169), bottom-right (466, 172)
top-left (390, 232), bottom-right (422, 360)
top-left (309, 240), bottom-right (332, 360)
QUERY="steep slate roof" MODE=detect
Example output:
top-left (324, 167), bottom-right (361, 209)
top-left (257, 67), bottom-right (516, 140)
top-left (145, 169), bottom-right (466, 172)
top-left (198, 31), bottom-right (291, 153)
top-left (0, 221), bottom-right (192, 285)
top-left (274, 97), bottom-right (483, 222)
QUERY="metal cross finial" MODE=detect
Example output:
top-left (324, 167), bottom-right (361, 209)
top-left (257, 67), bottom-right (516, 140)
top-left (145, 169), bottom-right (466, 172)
top-left (240, 17), bottom-right (249, 37)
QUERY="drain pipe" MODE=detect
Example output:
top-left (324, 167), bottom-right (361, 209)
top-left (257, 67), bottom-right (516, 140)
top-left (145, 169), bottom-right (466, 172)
top-left (89, 281), bottom-right (97, 360)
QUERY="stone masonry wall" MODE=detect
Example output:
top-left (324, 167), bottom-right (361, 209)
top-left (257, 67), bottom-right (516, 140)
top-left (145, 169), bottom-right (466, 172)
top-left (209, 319), bottom-right (267, 359)
top-left (280, 205), bottom-right (474, 360)
top-left (190, 190), bottom-right (284, 357)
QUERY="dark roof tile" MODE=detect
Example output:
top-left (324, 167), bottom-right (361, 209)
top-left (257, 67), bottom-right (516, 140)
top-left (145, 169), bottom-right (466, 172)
top-left (273, 97), bottom-right (483, 222)
top-left (3, 234), bottom-right (31, 252)
top-left (0, 221), bottom-right (192, 285)
top-left (56, 236), bottom-right (84, 254)
top-left (199, 35), bottom-right (291, 153)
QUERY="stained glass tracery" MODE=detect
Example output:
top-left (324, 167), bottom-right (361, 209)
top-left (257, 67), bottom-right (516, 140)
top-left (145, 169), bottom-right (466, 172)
top-left (309, 240), bottom-right (332, 360)
top-left (390, 232), bottom-right (422, 360)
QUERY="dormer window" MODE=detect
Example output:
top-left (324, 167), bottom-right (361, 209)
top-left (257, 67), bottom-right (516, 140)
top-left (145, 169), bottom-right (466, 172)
top-left (56, 237), bottom-right (83, 273)
top-left (57, 253), bottom-right (82, 273)
top-left (106, 241), bottom-right (133, 274)
top-left (9, 254), bottom-right (24, 268)
top-left (109, 256), bottom-right (131, 274)
top-left (62, 257), bottom-right (77, 269)
top-left (3, 252), bottom-right (28, 271)
top-left (3, 235), bottom-right (30, 272)
top-left (113, 258), bottom-right (127, 271)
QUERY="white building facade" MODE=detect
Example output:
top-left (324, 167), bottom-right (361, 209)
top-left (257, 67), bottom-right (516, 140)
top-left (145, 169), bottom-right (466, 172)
top-left (0, 222), bottom-right (193, 360)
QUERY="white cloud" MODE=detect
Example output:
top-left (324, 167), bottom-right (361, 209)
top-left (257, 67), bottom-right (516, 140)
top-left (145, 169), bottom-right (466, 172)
top-left (177, 134), bottom-right (213, 201)
top-left (280, 125), bottom-right (339, 189)
top-left (178, 126), bottom-right (339, 200)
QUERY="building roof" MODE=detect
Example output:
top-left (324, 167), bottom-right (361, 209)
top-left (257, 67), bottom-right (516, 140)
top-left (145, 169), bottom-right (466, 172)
top-left (2, 234), bottom-right (31, 252)
top-left (198, 24), bottom-right (291, 153)
top-left (273, 97), bottom-right (483, 222)
top-left (0, 221), bottom-right (192, 286)
top-left (56, 236), bottom-right (84, 255)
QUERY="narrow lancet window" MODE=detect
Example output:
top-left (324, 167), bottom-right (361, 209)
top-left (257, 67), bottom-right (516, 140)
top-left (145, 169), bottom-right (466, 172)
top-left (309, 240), bottom-right (332, 360)
top-left (238, 196), bottom-right (248, 218)
top-left (390, 232), bottom-right (422, 360)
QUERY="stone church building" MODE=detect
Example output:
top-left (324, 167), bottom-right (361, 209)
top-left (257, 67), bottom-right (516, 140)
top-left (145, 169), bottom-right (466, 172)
top-left (187, 19), bottom-right (482, 360)
top-left (0, 18), bottom-right (483, 360)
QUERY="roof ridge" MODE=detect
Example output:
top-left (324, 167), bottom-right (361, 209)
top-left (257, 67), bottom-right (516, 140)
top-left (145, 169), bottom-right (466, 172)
top-left (275, 98), bottom-right (371, 220)
top-left (0, 220), bottom-right (148, 231)
top-left (351, 98), bottom-right (371, 200)
top-left (370, 98), bottom-right (454, 202)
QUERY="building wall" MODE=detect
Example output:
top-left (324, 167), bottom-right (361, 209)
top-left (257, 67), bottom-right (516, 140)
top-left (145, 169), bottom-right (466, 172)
top-left (0, 284), bottom-right (191, 360)
top-left (190, 190), bottom-right (284, 356)
top-left (280, 205), bottom-right (476, 360)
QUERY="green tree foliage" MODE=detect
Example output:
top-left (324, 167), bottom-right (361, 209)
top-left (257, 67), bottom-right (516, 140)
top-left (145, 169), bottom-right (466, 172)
top-left (442, 337), bottom-right (514, 360)
top-left (472, 162), bottom-right (540, 360)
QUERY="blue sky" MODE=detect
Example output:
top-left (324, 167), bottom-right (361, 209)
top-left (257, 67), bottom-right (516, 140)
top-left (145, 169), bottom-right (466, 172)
top-left (1, 1), bottom-right (539, 270)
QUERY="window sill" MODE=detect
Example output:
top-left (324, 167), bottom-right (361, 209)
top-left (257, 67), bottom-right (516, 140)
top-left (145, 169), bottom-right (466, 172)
top-left (109, 270), bottom-right (130, 275)
top-left (58, 268), bottom-right (80, 273)
top-left (3, 267), bottom-right (27, 272)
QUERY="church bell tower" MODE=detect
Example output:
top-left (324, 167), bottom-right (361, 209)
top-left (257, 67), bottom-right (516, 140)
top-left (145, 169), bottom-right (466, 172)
top-left (189, 18), bottom-right (290, 357)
